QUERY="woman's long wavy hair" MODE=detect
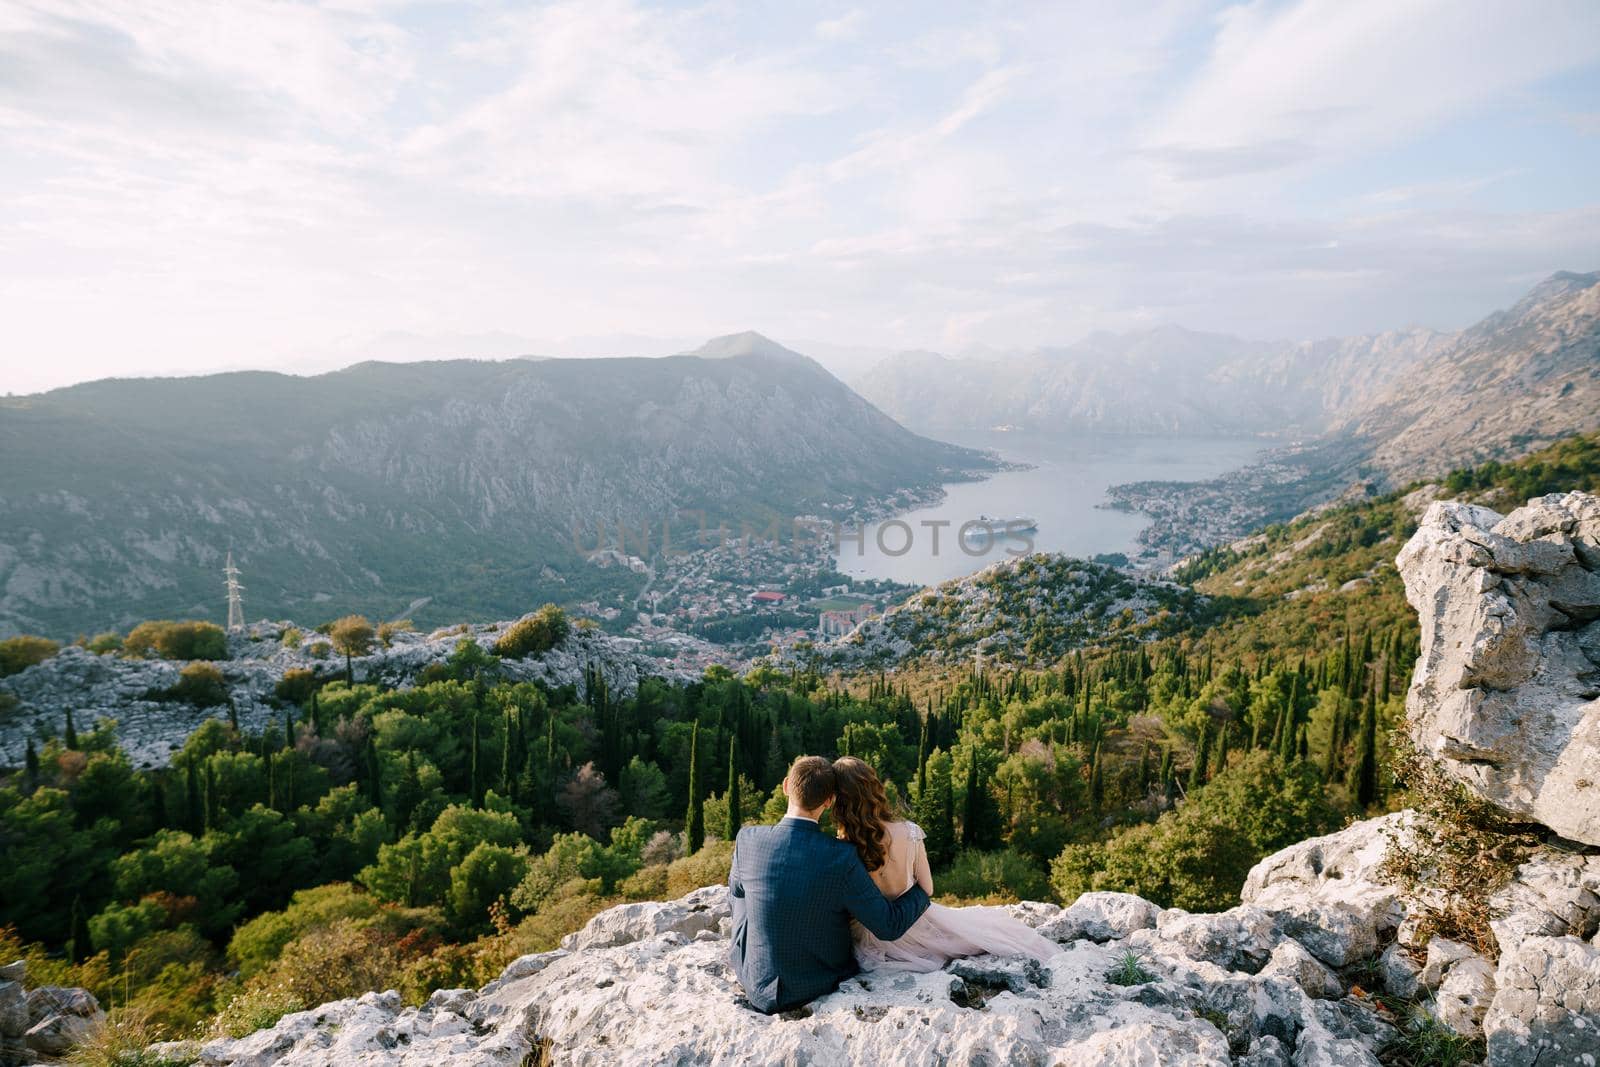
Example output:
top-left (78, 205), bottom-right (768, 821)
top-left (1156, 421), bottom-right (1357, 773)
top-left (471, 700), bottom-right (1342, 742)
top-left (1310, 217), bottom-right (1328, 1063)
top-left (831, 757), bottom-right (896, 872)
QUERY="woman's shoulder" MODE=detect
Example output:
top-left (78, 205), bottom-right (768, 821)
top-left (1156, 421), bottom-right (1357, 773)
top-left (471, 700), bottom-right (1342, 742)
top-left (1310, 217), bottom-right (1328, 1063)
top-left (888, 820), bottom-right (926, 842)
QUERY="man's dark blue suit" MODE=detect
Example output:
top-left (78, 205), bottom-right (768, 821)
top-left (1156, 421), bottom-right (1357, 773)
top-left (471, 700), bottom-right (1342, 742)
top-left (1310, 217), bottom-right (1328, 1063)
top-left (728, 816), bottom-right (930, 1013)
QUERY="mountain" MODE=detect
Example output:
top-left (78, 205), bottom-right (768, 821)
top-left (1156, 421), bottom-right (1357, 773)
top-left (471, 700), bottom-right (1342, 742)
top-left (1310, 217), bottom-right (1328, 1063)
top-left (1333, 270), bottom-right (1600, 482)
top-left (0, 334), bottom-right (994, 637)
top-left (854, 324), bottom-right (1445, 438)
top-left (854, 273), bottom-right (1599, 487)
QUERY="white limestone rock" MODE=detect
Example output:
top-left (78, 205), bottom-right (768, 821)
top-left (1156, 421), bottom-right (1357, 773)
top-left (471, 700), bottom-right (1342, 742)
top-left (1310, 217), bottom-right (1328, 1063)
top-left (1396, 493), bottom-right (1600, 845)
top-left (1036, 892), bottom-right (1161, 944)
top-left (1259, 940), bottom-right (1342, 999)
top-left (558, 885), bottom-right (729, 952)
top-left (1421, 938), bottom-right (1479, 990)
top-left (1431, 954), bottom-right (1496, 1039)
top-left (1132, 905), bottom-right (1284, 973)
top-left (1487, 851), bottom-right (1600, 958)
top-left (1484, 934), bottom-right (1600, 1066)
top-left (1239, 812), bottom-right (1409, 966)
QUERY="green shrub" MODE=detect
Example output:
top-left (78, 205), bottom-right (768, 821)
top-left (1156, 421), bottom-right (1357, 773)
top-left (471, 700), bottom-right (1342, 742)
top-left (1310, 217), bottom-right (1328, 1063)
top-left (211, 986), bottom-right (306, 1040)
top-left (273, 668), bottom-right (318, 706)
top-left (619, 865), bottom-right (669, 900)
top-left (85, 632), bottom-right (123, 655)
top-left (377, 620), bottom-right (413, 647)
top-left (171, 662), bottom-right (229, 707)
top-left (665, 840), bottom-right (734, 898)
top-left (280, 627), bottom-right (303, 650)
top-left (227, 884), bottom-right (385, 978)
top-left (124, 621), bottom-right (227, 661)
top-left (937, 849), bottom-right (1050, 904)
top-left (1051, 752), bottom-right (1341, 912)
top-left (493, 605), bottom-right (569, 659)
top-left (0, 634), bottom-right (60, 676)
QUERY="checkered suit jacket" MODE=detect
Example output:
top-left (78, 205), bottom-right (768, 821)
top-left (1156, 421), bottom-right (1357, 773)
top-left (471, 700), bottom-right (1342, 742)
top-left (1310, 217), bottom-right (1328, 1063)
top-left (728, 816), bottom-right (931, 1013)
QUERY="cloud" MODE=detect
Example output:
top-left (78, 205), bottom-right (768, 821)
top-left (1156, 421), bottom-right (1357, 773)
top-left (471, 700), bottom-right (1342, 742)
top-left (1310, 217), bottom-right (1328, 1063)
top-left (0, 0), bottom-right (1596, 394)
top-left (1146, 0), bottom-right (1600, 183)
top-left (815, 9), bottom-right (866, 42)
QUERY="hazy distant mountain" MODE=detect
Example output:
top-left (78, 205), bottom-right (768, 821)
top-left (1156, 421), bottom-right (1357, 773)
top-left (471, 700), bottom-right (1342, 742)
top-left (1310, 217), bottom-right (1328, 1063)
top-left (854, 324), bottom-right (1445, 437)
top-left (853, 272), bottom-right (1599, 484)
top-left (1334, 271), bottom-right (1600, 482)
top-left (0, 332), bottom-right (993, 637)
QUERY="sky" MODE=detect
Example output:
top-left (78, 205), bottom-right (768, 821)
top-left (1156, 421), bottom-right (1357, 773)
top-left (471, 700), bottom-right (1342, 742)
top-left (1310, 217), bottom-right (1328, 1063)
top-left (2, 0), bottom-right (1599, 394)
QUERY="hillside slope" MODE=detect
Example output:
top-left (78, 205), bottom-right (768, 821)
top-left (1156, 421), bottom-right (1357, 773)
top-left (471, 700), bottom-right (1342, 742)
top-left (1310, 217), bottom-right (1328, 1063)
top-left (0, 333), bottom-right (993, 637)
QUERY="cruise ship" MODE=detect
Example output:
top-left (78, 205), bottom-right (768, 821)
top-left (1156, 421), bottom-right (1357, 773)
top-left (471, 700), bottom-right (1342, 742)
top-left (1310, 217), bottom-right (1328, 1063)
top-left (961, 515), bottom-right (1038, 541)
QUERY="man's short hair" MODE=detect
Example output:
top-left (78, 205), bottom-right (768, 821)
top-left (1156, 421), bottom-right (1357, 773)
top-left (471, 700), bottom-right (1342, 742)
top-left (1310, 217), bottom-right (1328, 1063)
top-left (786, 755), bottom-right (836, 810)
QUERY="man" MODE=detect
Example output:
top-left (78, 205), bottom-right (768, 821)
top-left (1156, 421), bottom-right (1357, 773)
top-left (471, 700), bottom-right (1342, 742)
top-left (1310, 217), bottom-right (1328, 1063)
top-left (728, 755), bottom-right (930, 1013)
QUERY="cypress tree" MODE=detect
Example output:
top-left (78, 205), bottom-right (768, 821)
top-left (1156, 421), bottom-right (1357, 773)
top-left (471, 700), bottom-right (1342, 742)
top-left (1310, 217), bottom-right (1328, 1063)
top-left (227, 699), bottom-right (239, 733)
top-left (394, 751), bottom-right (423, 832)
top-left (283, 709), bottom-right (295, 750)
top-left (939, 758), bottom-right (955, 860)
top-left (23, 739), bottom-right (39, 794)
top-left (1322, 702), bottom-right (1342, 781)
top-left (500, 708), bottom-right (513, 799)
top-left (267, 752), bottom-right (278, 811)
top-left (366, 737), bottom-right (382, 808)
top-left (1089, 749), bottom-right (1105, 811)
top-left (469, 702), bottom-right (481, 808)
top-left (725, 734), bottom-right (741, 841)
top-left (1355, 689), bottom-right (1380, 808)
top-left (685, 722), bottom-right (705, 854)
top-left (1187, 721), bottom-right (1211, 793)
top-left (203, 759), bottom-right (219, 832)
top-left (1213, 725), bottom-right (1230, 777)
top-left (185, 760), bottom-right (202, 833)
top-left (916, 714), bottom-right (930, 795)
top-left (64, 710), bottom-right (78, 751)
top-left (961, 748), bottom-right (981, 847)
top-left (68, 895), bottom-right (89, 964)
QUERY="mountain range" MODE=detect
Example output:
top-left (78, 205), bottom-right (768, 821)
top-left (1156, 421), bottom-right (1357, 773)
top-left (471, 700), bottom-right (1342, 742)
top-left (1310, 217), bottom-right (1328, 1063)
top-left (0, 333), bottom-right (991, 637)
top-left (854, 271), bottom-right (1600, 484)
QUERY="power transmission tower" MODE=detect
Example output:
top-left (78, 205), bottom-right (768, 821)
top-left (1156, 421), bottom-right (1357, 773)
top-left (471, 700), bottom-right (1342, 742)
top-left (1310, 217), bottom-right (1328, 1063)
top-left (224, 552), bottom-right (245, 632)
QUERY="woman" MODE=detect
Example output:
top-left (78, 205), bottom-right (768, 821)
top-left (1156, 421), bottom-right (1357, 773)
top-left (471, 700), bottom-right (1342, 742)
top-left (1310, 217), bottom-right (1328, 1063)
top-left (831, 756), bottom-right (1058, 972)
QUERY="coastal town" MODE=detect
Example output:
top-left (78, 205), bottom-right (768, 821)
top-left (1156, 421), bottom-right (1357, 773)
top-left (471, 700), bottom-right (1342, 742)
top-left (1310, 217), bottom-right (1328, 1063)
top-left (572, 520), bottom-right (910, 670)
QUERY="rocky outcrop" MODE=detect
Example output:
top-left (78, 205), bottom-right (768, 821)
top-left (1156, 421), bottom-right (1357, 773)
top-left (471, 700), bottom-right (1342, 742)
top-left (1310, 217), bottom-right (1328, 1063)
top-left (1396, 491), bottom-right (1600, 846)
top-left (0, 960), bottom-right (105, 1066)
top-left (184, 819), bottom-right (1389, 1067)
top-left (184, 812), bottom-right (1600, 1066)
top-left (0, 619), bottom-right (691, 767)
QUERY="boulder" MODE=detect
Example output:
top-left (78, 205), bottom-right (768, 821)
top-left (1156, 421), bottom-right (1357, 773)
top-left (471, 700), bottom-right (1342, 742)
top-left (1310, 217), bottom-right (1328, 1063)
top-left (1259, 940), bottom-right (1342, 999)
top-left (1133, 905), bottom-right (1283, 973)
top-left (1420, 938), bottom-right (1479, 989)
top-left (558, 885), bottom-right (728, 952)
top-left (1375, 943), bottom-right (1421, 1000)
top-left (1036, 892), bottom-right (1161, 944)
top-left (1431, 955), bottom-right (1496, 1039)
top-left (1484, 934), bottom-right (1600, 1066)
top-left (1240, 812), bottom-right (1409, 966)
top-left (24, 1011), bottom-right (98, 1056)
top-left (1396, 493), bottom-right (1600, 845)
top-left (0, 981), bottom-right (25, 1040)
top-left (1488, 851), bottom-right (1600, 958)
